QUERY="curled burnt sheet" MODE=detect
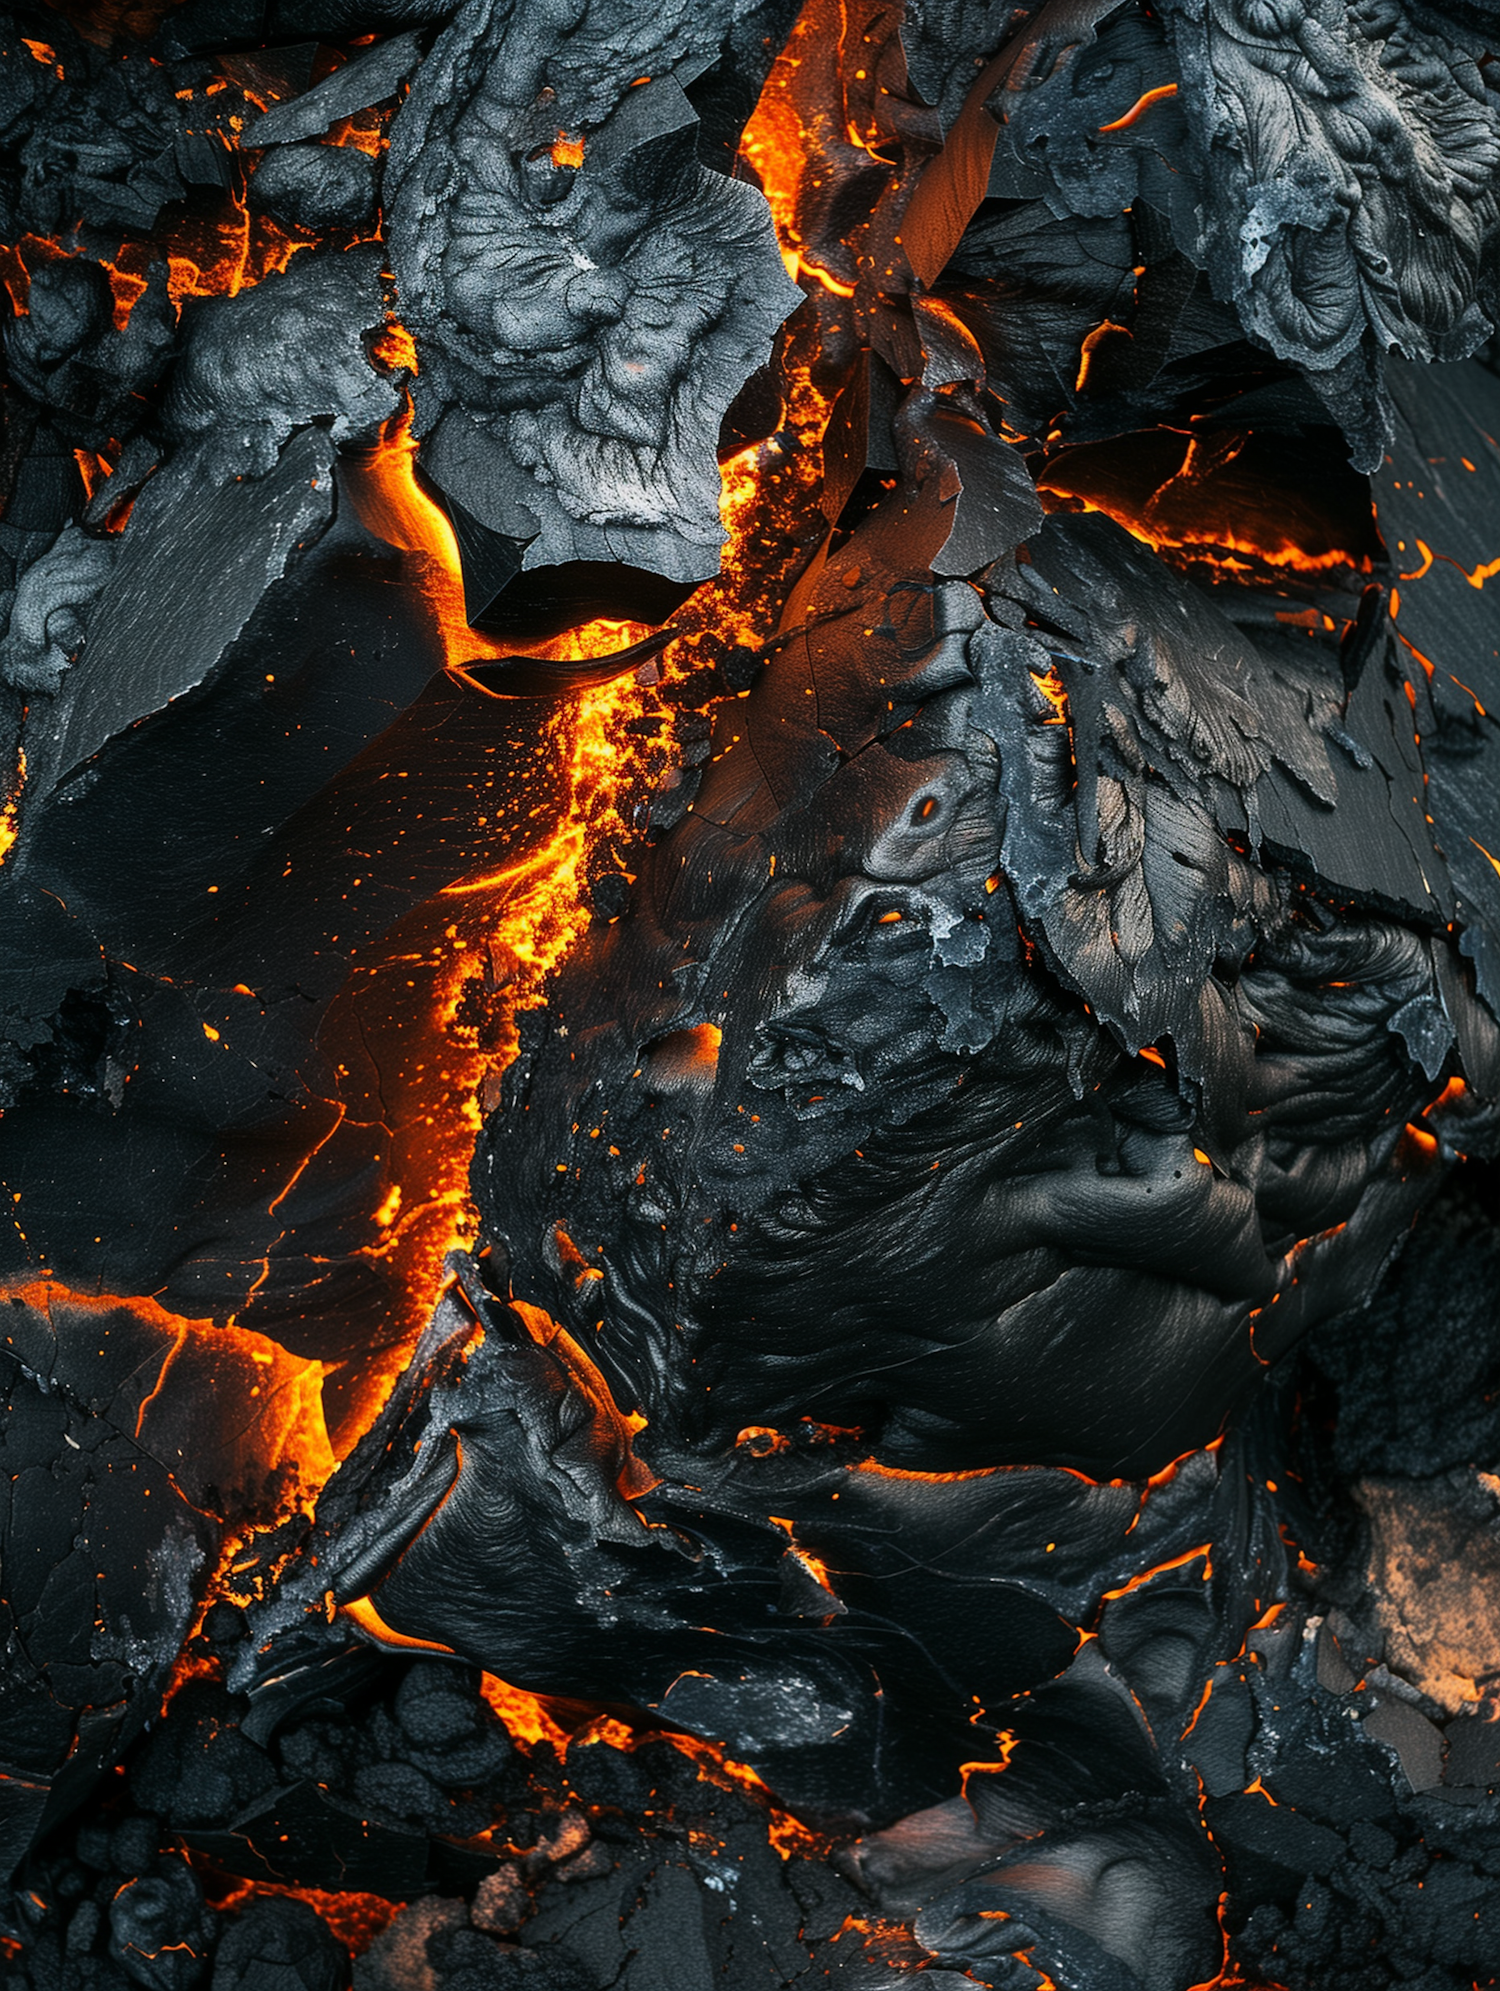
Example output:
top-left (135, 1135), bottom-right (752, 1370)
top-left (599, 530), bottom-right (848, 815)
top-left (3, 0), bottom-right (1500, 1985)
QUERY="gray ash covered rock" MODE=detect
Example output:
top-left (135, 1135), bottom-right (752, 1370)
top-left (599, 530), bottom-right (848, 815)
top-left (247, 142), bottom-right (380, 234)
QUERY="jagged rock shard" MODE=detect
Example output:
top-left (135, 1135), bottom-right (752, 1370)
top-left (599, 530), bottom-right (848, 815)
top-left (242, 30), bottom-right (424, 145)
top-left (23, 429), bottom-right (336, 805)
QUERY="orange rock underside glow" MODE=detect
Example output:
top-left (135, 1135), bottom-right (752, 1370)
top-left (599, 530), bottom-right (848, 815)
top-left (1039, 430), bottom-right (1377, 580)
top-left (187, 1861), bottom-right (403, 1958)
top-left (0, 1280), bottom-right (334, 1494)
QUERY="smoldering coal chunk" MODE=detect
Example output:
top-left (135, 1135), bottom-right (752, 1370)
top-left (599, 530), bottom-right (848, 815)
top-left (210, 1896), bottom-right (347, 1991)
top-left (471, 1865), bottom-right (529, 1936)
top-left (1201, 1618), bottom-right (1500, 1990)
top-left (6, 260), bottom-right (112, 376)
top-left (560, 1737), bottom-right (651, 1821)
top-left (248, 141), bottom-right (379, 231)
top-left (395, 1664), bottom-right (508, 1759)
top-left (520, 1816), bottom-right (860, 1990)
top-left (129, 1683), bottom-right (278, 1832)
top-left (134, 1656), bottom-right (519, 1898)
top-left (108, 1855), bottom-right (212, 1991)
top-left (162, 246), bottom-right (397, 481)
top-left (3, 258), bottom-right (175, 449)
top-left (353, 1759), bottom-right (454, 1833)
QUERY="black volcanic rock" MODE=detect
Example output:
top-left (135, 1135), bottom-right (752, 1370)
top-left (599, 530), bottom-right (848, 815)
top-left (211, 1897), bottom-right (348, 1991)
top-left (248, 142), bottom-right (379, 231)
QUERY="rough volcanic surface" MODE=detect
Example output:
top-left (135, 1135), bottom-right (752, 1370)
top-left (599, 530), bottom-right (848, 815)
top-left (10, 1164), bottom-right (1500, 1989)
top-left (3, 0), bottom-right (1500, 1987)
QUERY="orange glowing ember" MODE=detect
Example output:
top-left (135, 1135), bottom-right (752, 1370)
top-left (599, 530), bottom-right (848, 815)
top-left (369, 320), bottom-right (418, 374)
top-left (0, 200), bottom-right (314, 335)
top-left (480, 1672), bottom-right (574, 1751)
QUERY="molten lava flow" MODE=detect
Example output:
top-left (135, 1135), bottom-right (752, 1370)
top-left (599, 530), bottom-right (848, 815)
top-left (735, 0), bottom-right (889, 300)
top-left (300, 23), bottom-right (852, 1697)
top-left (473, 1700), bottom-right (834, 1859)
top-left (736, 5), bottom-right (845, 296)
top-left (232, 403), bottom-right (684, 1467)
top-left (0, 749), bottom-right (24, 865)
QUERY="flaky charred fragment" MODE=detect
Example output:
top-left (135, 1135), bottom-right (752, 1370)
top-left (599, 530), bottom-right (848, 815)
top-left (1158, 0), bottom-right (1500, 465)
top-left (161, 245), bottom-right (398, 479)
